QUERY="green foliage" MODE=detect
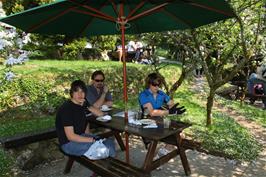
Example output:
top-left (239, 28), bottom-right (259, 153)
top-left (62, 38), bottom-right (87, 60)
top-left (0, 149), bottom-right (13, 177)
top-left (0, 116), bottom-right (54, 137)
top-left (0, 75), bottom-right (66, 115)
top-left (0, 60), bottom-right (153, 117)
top-left (23, 34), bottom-right (65, 59)
top-left (89, 35), bottom-right (118, 51)
top-left (2, 0), bottom-right (54, 15)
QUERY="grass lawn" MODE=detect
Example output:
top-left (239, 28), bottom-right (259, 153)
top-left (0, 59), bottom-right (264, 175)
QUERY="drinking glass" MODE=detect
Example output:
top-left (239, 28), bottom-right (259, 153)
top-left (164, 118), bottom-right (171, 128)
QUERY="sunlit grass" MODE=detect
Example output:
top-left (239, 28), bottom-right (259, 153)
top-left (217, 96), bottom-right (266, 127)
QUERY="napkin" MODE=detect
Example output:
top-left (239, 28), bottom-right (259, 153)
top-left (143, 123), bottom-right (158, 128)
top-left (128, 117), bottom-right (142, 125)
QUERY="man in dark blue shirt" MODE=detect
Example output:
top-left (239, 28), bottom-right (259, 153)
top-left (86, 70), bottom-right (113, 109)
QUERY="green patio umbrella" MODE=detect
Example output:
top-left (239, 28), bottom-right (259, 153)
top-left (0, 0), bottom-right (235, 164)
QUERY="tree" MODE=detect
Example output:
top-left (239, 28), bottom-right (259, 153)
top-left (192, 0), bottom-right (265, 126)
top-left (1, 0), bottom-right (54, 15)
top-left (140, 0), bottom-right (265, 127)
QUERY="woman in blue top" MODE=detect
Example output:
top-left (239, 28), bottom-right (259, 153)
top-left (139, 73), bottom-right (186, 117)
top-left (138, 73), bottom-right (186, 157)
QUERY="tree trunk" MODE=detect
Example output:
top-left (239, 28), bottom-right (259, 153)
top-left (169, 71), bottom-right (186, 97)
top-left (206, 89), bottom-right (215, 126)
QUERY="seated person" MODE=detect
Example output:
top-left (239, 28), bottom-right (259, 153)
top-left (139, 72), bottom-right (186, 117)
top-left (116, 42), bottom-right (128, 62)
top-left (86, 70), bottom-right (113, 109)
top-left (138, 73), bottom-right (186, 154)
top-left (247, 65), bottom-right (266, 108)
top-left (55, 80), bottom-right (116, 157)
top-left (127, 40), bottom-right (137, 54)
top-left (135, 41), bottom-right (143, 62)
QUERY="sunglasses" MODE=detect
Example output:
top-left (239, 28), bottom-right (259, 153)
top-left (151, 82), bottom-right (161, 87)
top-left (94, 79), bottom-right (104, 82)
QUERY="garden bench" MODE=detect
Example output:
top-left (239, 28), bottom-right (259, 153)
top-left (0, 127), bottom-right (57, 149)
top-left (0, 127), bottom-right (125, 150)
top-left (62, 152), bottom-right (150, 177)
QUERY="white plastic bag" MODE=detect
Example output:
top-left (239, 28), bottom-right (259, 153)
top-left (83, 139), bottom-right (109, 160)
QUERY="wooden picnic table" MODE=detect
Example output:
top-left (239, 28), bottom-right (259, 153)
top-left (88, 109), bottom-right (192, 176)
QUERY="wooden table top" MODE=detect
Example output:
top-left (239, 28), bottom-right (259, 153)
top-left (88, 109), bottom-right (191, 141)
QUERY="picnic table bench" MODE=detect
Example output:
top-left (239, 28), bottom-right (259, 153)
top-left (63, 153), bottom-right (150, 177)
top-left (0, 127), bottom-right (57, 149)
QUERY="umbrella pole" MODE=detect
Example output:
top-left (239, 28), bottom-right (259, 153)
top-left (120, 3), bottom-right (129, 164)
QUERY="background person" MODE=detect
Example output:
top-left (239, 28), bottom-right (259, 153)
top-left (116, 44), bottom-right (129, 62)
top-left (135, 40), bottom-right (143, 62)
top-left (126, 40), bottom-right (137, 54)
top-left (86, 70), bottom-right (113, 109)
top-left (55, 80), bottom-right (116, 157)
top-left (247, 65), bottom-right (266, 108)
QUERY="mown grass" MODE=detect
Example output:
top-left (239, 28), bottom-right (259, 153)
top-left (217, 96), bottom-right (266, 127)
top-left (0, 60), bottom-right (263, 175)
top-left (0, 149), bottom-right (13, 177)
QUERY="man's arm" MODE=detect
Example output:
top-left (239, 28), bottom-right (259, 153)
top-left (93, 85), bottom-right (113, 108)
top-left (88, 106), bottom-right (104, 117)
top-left (64, 126), bottom-right (94, 143)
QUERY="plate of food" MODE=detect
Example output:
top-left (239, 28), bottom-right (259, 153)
top-left (96, 115), bottom-right (112, 122)
top-left (139, 119), bottom-right (156, 125)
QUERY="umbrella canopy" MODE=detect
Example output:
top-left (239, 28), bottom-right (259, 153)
top-left (0, 0), bottom-right (235, 37)
top-left (0, 0), bottom-right (235, 165)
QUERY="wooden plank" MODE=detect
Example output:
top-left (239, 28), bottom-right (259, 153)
top-left (142, 140), bottom-right (157, 172)
top-left (0, 128), bottom-right (57, 149)
top-left (176, 134), bottom-right (191, 176)
top-left (64, 155), bottom-right (150, 177)
top-left (150, 150), bottom-right (178, 171)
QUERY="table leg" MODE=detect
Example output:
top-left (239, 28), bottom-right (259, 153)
top-left (114, 131), bottom-right (126, 151)
top-left (142, 140), bottom-right (158, 172)
top-left (176, 134), bottom-right (191, 176)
